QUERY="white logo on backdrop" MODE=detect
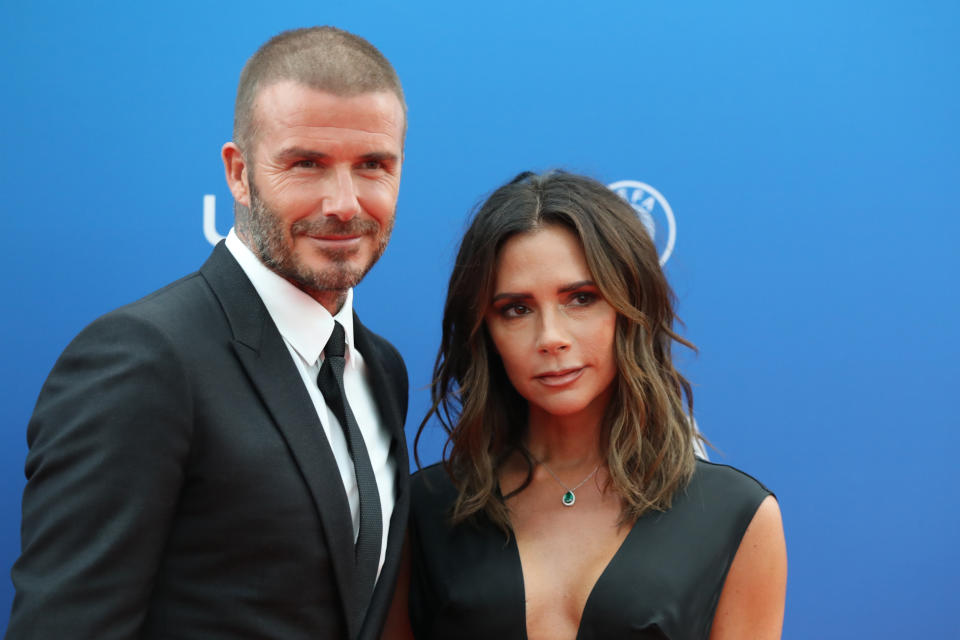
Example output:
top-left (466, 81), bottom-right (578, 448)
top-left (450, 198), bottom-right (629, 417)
top-left (607, 180), bottom-right (676, 266)
top-left (203, 195), bottom-right (224, 245)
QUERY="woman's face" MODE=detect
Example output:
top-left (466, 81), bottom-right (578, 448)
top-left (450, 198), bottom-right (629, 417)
top-left (485, 224), bottom-right (618, 424)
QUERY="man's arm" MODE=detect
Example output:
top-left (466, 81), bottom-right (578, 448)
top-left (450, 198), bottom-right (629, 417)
top-left (7, 311), bottom-right (192, 639)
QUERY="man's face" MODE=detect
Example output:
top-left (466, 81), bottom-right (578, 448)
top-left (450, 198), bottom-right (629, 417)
top-left (237, 82), bottom-right (405, 307)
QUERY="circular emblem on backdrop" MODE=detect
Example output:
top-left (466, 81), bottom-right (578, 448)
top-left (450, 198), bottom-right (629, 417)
top-left (607, 180), bottom-right (676, 266)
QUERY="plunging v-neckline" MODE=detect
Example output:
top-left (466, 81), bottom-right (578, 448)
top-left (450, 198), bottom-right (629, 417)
top-left (508, 517), bottom-right (639, 640)
top-left (409, 460), bottom-right (773, 640)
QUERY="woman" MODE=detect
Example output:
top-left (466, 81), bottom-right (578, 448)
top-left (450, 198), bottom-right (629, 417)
top-left (391, 171), bottom-right (786, 639)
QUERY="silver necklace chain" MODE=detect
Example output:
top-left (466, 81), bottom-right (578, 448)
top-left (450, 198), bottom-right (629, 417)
top-left (529, 452), bottom-right (602, 507)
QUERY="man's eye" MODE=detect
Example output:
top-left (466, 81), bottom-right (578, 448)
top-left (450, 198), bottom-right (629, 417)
top-left (293, 160), bottom-right (317, 169)
top-left (359, 160), bottom-right (383, 171)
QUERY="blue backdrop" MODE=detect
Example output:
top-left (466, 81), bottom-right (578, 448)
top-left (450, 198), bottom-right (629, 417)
top-left (2, 1), bottom-right (958, 637)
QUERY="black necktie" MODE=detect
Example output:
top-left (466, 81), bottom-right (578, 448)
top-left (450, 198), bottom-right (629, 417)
top-left (316, 321), bottom-right (382, 599)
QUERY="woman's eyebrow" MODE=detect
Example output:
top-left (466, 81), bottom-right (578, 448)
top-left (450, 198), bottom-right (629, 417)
top-left (558, 280), bottom-right (596, 293)
top-left (490, 291), bottom-right (530, 303)
top-left (491, 280), bottom-right (596, 303)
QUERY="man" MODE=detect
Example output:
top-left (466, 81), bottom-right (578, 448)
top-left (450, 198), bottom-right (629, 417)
top-left (7, 27), bottom-right (409, 640)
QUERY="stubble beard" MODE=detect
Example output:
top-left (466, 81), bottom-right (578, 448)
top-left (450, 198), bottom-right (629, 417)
top-left (239, 180), bottom-right (393, 297)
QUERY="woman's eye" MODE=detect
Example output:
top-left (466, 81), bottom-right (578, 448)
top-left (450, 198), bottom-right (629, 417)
top-left (501, 304), bottom-right (530, 318)
top-left (570, 292), bottom-right (597, 306)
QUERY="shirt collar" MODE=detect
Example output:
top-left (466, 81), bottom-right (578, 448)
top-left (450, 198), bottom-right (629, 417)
top-left (225, 228), bottom-right (356, 365)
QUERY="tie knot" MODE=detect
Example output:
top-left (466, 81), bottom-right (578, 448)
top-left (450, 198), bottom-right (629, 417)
top-left (324, 321), bottom-right (346, 359)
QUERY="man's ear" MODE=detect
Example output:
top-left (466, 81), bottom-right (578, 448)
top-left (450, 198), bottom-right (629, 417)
top-left (222, 142), bottom-right (250, 207)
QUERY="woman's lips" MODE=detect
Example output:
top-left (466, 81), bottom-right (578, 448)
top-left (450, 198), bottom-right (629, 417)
top-left (535, 367), bottom-right (584, 387)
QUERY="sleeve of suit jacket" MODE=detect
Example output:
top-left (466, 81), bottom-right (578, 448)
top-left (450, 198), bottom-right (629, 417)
top-left (7, 309), bottom-right (193, 639)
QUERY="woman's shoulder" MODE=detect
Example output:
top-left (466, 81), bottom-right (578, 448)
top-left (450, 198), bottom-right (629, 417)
top-left (691, 458), bottom-right (772, 496)
top-left (411, 461), bottom-right (458, 513)
top-left (412, 460), bottom-right (454, 487)
top-left (678, 458), bottom-right (774, 524)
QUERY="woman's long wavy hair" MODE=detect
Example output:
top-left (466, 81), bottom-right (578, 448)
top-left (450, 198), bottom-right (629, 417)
top-left (416, 170), bottom-right (701, 532)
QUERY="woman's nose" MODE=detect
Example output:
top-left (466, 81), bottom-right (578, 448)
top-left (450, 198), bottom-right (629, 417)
top-left (536, 309), bottom-right (571, 354)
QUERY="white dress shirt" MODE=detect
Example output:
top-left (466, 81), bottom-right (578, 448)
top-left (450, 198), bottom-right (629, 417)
top-left (225, 229), bottom-right (396, 578)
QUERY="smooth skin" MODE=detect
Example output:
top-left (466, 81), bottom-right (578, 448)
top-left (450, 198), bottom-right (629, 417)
top-left (492, 225), bottom-right (787, 639)
top-left (489, 225), bottom-right (633, 639)
top-left (383, 224), bottom-right (787, 639)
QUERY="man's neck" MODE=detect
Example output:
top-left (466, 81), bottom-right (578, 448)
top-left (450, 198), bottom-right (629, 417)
top-left (302, 287), bottom-right (347, 316)
top-left (236, 227), bottom-right (348, 316)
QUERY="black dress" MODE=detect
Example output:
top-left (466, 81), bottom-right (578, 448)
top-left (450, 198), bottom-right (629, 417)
top-left (409, 459), bottom-right (772, 640)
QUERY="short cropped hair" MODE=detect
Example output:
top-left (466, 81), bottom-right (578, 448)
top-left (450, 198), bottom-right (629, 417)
top-left (233, 26), bottom-right (406, 156)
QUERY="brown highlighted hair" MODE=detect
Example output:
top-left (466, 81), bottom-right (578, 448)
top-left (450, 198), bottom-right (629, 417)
top-left (417, 171), bottom-right (700, 532)
top-left (232, 26), bottom-right (406, 157)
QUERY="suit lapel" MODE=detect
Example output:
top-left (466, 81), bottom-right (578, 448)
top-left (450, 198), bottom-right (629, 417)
top-left (352, 316), bottom-right (408, 515)
top-left (352, 316), bottom-right (407, 461)
top-left (353, 316), bottom-right (411, 638)
top-left (200, 243), bottom-right (363, 637)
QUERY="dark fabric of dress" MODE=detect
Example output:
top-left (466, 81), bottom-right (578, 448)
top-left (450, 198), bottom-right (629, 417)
top-left (409, 459), bottom-right (772, 640)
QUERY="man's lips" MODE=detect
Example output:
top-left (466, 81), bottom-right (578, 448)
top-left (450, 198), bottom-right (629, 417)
top-left (302, 234), bottom-right (363, 245)
top-left (534, 367), bottom-right (585, 387)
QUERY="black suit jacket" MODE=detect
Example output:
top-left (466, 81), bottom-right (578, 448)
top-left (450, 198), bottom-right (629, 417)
top-left (7, 243), bottom-right (410, 640)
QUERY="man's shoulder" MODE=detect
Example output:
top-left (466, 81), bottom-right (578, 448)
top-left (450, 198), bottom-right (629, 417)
top-left (353, 311), bottom-right (406, 369)
top-left (98, 270), bottom-right (216, 334)
top-left (71, 247), bottom-right (244, 356)
top-left (93, 244), bottom-right (244, 336)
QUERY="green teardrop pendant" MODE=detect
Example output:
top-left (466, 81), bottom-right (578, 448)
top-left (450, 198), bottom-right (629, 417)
top-left (562, 491), bottom-right (576, 506)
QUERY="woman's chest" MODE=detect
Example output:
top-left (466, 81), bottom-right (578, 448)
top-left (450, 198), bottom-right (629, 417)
top-left (513, 508), bottom-right (628, 636)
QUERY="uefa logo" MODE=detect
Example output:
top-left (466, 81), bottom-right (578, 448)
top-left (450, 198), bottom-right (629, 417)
top-left (607, 180), bottom-right (676, 266)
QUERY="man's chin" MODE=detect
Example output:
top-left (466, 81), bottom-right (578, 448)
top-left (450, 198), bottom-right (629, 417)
top-left (275, 244), bottom-right (385, 294)
top-left (292, 262), bottom-right (367, 293)
top-left (297, 246), bottom-right (383, 283)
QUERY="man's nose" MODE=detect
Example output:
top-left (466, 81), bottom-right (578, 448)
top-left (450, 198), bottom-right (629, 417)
top-left (536, 308), bottom-right (571, 355)
top-left (322, 167), bottom-right (362, 221)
